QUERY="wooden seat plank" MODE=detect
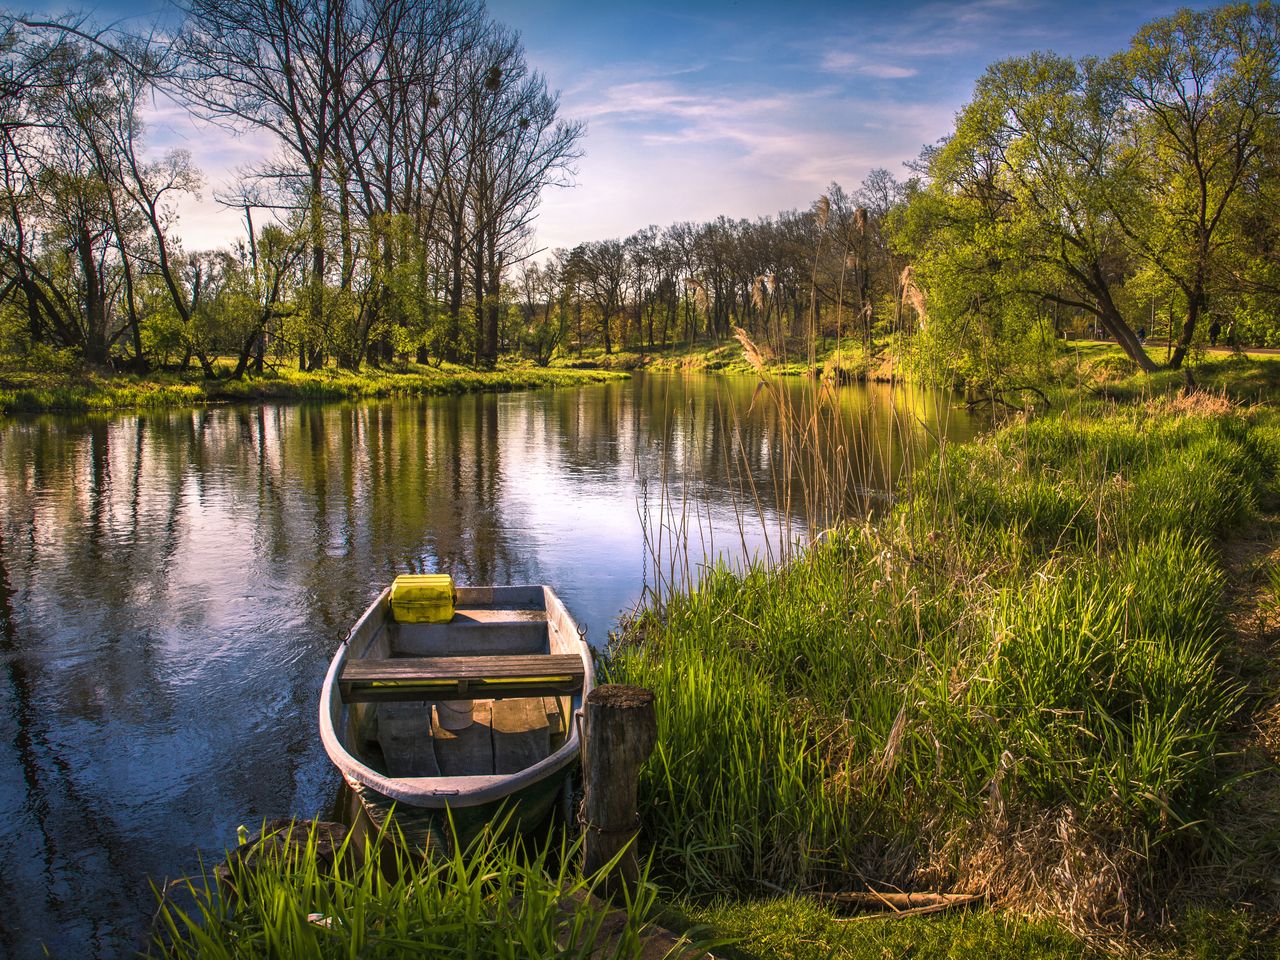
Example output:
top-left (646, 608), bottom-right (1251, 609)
top-left (391, 608), bottom-right (551, 657)
top-left (340, 654), bottom-right (584, 703)
top-left (376, 702), bottom-right (440, 777)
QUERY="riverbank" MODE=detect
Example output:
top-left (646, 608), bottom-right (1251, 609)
top-left (554, 338), bottom-right (891, 381)
top-left (0, 361), bottom-right (629, 414)
top-left (558, 336), bottom-right (1280, 391)
top-left (607, 364), bottom-right (1280, 956)
top-left (7, 339), bottom-right (1272, 418)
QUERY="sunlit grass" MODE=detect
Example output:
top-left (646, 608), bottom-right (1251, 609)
top-left (674, 896), bottom-right (1088, 960)
top-left (152, 818), bottom-right (701, 960)
top-left (556, 339), bottom-right (880, 379)
top-left (611, 398), bottom-right (1268, 917)
top-left (0, 361), bottom-right (627, 413)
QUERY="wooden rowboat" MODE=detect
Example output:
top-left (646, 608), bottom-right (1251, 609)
top-left (319, 584), bottom-right (595, 850)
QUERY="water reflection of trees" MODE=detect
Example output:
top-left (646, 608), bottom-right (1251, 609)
top-left (541, 374), bottom-right (967, 535)
top-left (0, 399), bottom-right (530, 954)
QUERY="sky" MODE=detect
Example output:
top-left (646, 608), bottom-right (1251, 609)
top-left (74, 0), bottom-right (1216, 254)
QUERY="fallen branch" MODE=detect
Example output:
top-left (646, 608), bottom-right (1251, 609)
top-left (817, 890), bottom-right (983, 918)
top-left (965, 385), bottom-right (1051, 412)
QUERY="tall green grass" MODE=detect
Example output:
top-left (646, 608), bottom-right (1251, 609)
top-left (153, 818), bottom-right (697, 959)
top-left (611, 400), bottom-right (1269, 907)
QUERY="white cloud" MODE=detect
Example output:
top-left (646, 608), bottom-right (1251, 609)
top-left (140, 92), bottom-right (282, 250)
top-left (523, 70), bottom-right (954, 254)
top-left (819, 50), bottom-right (917, 79)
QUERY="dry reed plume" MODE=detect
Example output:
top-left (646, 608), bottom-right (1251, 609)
top-left (899, 265), bottom-right (927, 327)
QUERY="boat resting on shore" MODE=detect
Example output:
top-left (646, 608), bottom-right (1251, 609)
top-left (319, 579), bottom-right (594, 850)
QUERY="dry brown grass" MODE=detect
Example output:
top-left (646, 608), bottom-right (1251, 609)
top-left (1144, 389), bottom-right (1239, 418)
top-left (734, 327), bottom-right (767, 374)
top-left (899, 265), bottom-right (927, 327)
top-left (931, 810), bottom-right (1143, 937)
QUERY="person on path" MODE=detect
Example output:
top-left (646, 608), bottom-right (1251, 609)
top-left (1209, 319), bottom-right (1221, 347)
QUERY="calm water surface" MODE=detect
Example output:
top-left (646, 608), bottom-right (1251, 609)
top-left (0, 372), bottom-right (977, 958)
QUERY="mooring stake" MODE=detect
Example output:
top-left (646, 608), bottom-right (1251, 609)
top-left (581, 684), bottom-right (657, 895)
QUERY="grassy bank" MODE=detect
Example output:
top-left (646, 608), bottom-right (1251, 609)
top-left (555, 339), bottom-right (887, 380)
top-left (608, 368), bottom-right (1280, 952)
top-left (153, 819), bottom-right (701, 959)
top-left (670, 896), bottom-right (1275, 959)
top-left (1061, 343), bottom-right (1280, 405)
top-left (0, 361), bottom-right (628, 414)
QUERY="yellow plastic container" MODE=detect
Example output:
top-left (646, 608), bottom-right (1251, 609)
top-left (389, 574), bottom-right (455, 623)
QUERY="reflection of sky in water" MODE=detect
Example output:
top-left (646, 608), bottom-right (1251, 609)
top-left (0, 373), bottom-right (976, 958)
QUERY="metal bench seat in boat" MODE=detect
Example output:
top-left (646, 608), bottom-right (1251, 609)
top-left (339, 654), bottom-right (585, 703)
top-left (390, 606), bottom-right (551, 656)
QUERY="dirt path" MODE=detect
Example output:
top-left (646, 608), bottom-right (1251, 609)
top-left (1193, 492), bottom-right (1280, 913)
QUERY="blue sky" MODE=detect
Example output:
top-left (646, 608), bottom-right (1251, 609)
top-left (488, 0), bottom-right (1215, 255)
top-left (74, 0), bottom-right (1215, 252)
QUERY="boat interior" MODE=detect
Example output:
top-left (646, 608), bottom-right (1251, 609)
top-left (337, 586), bottom-right (585, 780)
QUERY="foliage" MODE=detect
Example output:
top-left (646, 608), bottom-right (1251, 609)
top-left (0, 7), bottom-right (582, 376)
top-left (897, 3), bottom-right (1280, 383)
top-left (153, 818), bottom-right (690, 959)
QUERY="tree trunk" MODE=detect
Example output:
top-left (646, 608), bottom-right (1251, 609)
top-left (446, 231), bottom-right (466, 363)
top-left (76, 225), bottom-right (109, 367)
top-left (1168, 277), bottom-right (1205, 371)
top-left (482, 245), bottom-right (501, 366)
top-left (1087, 264), bottom-right (1159, 373)
top-left (308, 164), bottom-right (327, 365)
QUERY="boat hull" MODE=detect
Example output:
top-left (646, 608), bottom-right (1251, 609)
top-left (340, 770), bottom-right (570, 856)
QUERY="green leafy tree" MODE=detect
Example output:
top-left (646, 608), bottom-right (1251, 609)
top-left (1120, 2), bottom-right (1280, 367)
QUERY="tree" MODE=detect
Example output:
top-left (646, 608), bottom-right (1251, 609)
top-left (0, 19), bottom-right (185, 368)
top-left (568, 239), bottom-right (627, 356)
top-left (464, 26), bottom-right (583, 366)
top-left (938, 52), bottom-right (1157, 370)
top-left (177, 0), bottom-right (410, 368)
top-left (1120, 3), bottom-right (1280, 368)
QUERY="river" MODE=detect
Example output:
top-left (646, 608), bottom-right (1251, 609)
top-left (0, 371), bottom-right (977, 958)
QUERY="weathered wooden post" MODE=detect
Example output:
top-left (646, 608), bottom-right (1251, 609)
top-left (581, 684), bottom-right (657, 894)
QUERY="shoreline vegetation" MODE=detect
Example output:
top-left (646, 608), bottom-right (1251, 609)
top-left (8, 336), bottom-right (1280, 417)
top-left (0, 359), bottom-right (629, 415)
top-left (0, 338), bottom-right (887, 415)
top-left (155, 348), bottom-right (1280, 959)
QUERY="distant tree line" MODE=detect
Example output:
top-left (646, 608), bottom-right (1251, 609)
top-left (4, 2), bottom-right (1280, 389)
top-left (507, 169), bottom-right (911, 367)
top-left (0, 0), bottom-right (581, 374)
